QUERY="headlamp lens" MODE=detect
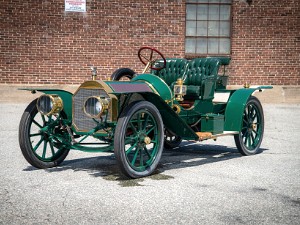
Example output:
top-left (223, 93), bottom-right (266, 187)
top-left (84, 96), bottom-right (103, 118)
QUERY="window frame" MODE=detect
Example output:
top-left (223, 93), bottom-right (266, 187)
top-left (185, 0), bottom-right (233, 58)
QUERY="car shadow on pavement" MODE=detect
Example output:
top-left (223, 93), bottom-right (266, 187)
top-left (23, 142), bottom-right (268, 187)
top-left (159, 141), bottom-right (268, 172)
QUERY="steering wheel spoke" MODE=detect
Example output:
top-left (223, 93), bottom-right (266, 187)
top-left (140, 53), bottom-right (151, 62)
top-left (138, 46), bottom-right (166, 72)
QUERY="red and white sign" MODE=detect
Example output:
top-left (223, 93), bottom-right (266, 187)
top-left (65, 0), bottom-right (86, 12)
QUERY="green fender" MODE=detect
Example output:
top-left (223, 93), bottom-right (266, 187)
top-left (139, 92), bottom-right (198, 141)
top-left (224, 86), bottom-right (272, 131)
top-left (130, 74), bottom-right (197, 140)
top-left (131, 74), bottom-right (173, 102)
top-left (19, 88), bottom-right (73, 119)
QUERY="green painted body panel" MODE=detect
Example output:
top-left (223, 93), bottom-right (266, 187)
top-left (201, 114), bottom-right (224, 134)
top-left (139, 92), bottom-right (199, 141)
top-left (70, 144), bottom-right (113, 152)
top-left (106, 76), bottom-right (198, 140)
top-left (19, 88), bottom-right (73, 119)
top-left (224, 86), bottom-right (272, 131)
top-left (131, 74), bottom-right (173, 101)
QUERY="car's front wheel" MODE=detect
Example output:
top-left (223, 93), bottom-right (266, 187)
top-left (114, 101), bottom-right (164, 178)
top-left (19, 99), bottom-right (70, 168)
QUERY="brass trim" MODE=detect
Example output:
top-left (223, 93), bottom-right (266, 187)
top-left (36, 94), bottom-right (63, 116)
top-left (83, 96), bottom-right (109, 119)
top-left (98, 80), bottom-right (114, 94)
top-left (177, 78), bottom-right (183, 85)
top-left (144, 136), bottom-right (151, 145)
top-left (194, 131), bottom-right (239, 142)
top-left (144, 81), bottom-right (160, 96)
top-left (142, 62), bottom-right (151, 74)
top-left (156, 76), bottom-right (174, 99)
top-left (244, 82), bottom-right (250, 88)
top-left (138, 74), bottom-right (174, 99)
top-left (196, 132), bottom-right (213, 141)
top-left (172, 104), bottom-right (181, 114)
top-left (174, 78), bottom-right (187, 102)
top-left (187, 105), bottom-right (195, 110)
top-left (165, 99), bottom-right (173, 105)
top-left (109, 96), bottom-right (118, 122)
top-left (90, 66), bottom-right (97, 81)
top-left (72, 80), bottom-right (119, 133)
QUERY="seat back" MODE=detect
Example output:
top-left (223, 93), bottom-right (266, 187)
top-left (183, 58), bottom-right (220, 100)
top-left (151, 58), bottom-right (188, 86)
top-left (207, 57), bottom-right (231, 89)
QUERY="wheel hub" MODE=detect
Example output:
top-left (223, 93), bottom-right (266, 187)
top-left (248, 123), bottom-right (257, 133)
top-left (136, 131), bottom-right (151, 146)
top-left (144, 136), bottom-right (151, 145)
top-left (42, 132), bottom-right (49, 140)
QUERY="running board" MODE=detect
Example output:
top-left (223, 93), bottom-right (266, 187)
top-left (196, 131), bottom-right (239, 141)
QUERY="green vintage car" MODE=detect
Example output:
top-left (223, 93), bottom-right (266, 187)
top-left (19, 47), bottom-right (272, 178)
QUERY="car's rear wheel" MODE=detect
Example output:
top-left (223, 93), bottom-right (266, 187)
top-left (234, 96), bottom-right (264, 155)
top-left (114, 101), bottom-right (164, 178)
top-left (19, 99), bottom-right (70, 168)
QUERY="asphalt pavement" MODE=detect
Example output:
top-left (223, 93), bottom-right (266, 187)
top-left (0, 101), bottom-right (299, 224)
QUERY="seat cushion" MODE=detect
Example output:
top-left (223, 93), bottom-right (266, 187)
top-left (186, 85), bottom-right (201, 97)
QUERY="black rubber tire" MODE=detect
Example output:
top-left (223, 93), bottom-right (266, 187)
top-left (234, 96), bottom-right (264, 156)
top-left (114, 101), bottom-right (164, 178)
top-left (164, 128), bottom-right (182, 149)
top-left (19, 99), bottom-right (70, 169)
top-left (110, 68), bottom-right (135, 81)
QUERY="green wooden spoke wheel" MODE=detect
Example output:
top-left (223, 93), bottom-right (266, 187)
top-left (234, 96), bottom-right (264, 155)
top-left (114, 101), bottom-right (164, 178)
top-left (19, 99), bottom-right (70, 168)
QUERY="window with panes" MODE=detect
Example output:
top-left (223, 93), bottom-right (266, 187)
top-left (185, 0), bottom-right (232, 56)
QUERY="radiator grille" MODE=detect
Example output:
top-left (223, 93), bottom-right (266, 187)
top-left (73, 88), bottom-right (110, 132)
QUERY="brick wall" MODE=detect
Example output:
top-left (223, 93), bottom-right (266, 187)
top-left (0, 0), bottom-right (299, 85)
top-left (0, 0), bottom-right (185, 84)
top-left (230, 0), bottom-right (300, 85)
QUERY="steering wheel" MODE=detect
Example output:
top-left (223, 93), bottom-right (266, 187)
top-left (138, 46), bottom-right (166, 73)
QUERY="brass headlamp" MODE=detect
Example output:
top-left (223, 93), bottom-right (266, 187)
top-left (36, 94), bottom-right (63, 116)
top-left (83, 96), bottom-right (109, 118)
